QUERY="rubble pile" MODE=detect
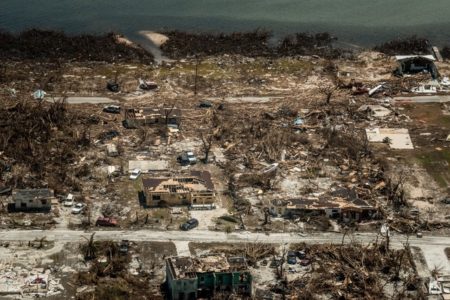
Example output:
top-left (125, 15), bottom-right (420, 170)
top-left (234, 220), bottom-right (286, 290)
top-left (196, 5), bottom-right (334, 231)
top-left (0, 97), bottom-right (92, 194)
top-left (76, 237), bottom-right (156, 299)
top-left (211, 105), bottom-right (309, 165)
top-left (0, 264), bottom-right (64, 297)
top-left (282, 242), bottom-right (422, 299)
top-left (0, 29), bottom-right (153, 63)
top-left (197, 243), bottom-right (276, 267)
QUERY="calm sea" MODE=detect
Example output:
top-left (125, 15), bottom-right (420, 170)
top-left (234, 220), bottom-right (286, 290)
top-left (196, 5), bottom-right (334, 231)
top-left (1, 0), bottom-right (450, 46)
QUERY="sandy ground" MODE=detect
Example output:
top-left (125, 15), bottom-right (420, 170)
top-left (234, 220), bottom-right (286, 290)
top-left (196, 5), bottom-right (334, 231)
top-left (138, 31), bottom-right (173, 64)
top-left (418, 245), bottom-right (450, 275)
top-left (174, 241), bottom-right (191, 256)
top-left (116, 35), bottom-right (136, 47)
top-left (189, 206), bottom-right (228, 230)
top-left (0, 242), bottom-right (65, 266)
top-left (139, 31), bottom-right (169, 47)
top-left (404, 163), bottom-right (443, 200)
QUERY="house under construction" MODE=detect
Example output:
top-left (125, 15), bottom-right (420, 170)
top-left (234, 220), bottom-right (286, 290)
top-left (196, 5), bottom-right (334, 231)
top-left (142, 171), bottom-right (215, 207)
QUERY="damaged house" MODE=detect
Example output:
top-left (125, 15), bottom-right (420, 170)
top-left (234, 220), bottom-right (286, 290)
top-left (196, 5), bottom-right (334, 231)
top-left (166, 255), bottom-right (252, 300)
top-left (142, 171), bottom-right (215, 207)
top-left (271, 188), bottom-right (376, 222)
top-left (394, 55), bottom-right (439, 79)
top-left (123, 107), bottom-right (181, 129)
top-left (10, 189), bottom-right (54, 212)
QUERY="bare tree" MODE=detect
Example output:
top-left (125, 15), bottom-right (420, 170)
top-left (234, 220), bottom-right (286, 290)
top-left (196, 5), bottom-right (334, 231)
top-left (263, 207), bottom-right (272, 226)
top-left (200, 129), bottom-right (214, 164)
top-left (137, 125), bottom-right (152, 145)
top-left (319, 83), bottom-right (338, 105)
top-left (162, 102), bottom-right (176, 125)
top-left (36, 236), bottom-right (47, 249)
top-left (0, 65), bottom-right (5, 83)
top-left (82, 233), bottom-right (96, 260)
top-left (276, 244), bottom-right (288, 279)
top-left (385, 171), bottom-right (407, 210)
top-left (194, 55), bottom-right (200, 96)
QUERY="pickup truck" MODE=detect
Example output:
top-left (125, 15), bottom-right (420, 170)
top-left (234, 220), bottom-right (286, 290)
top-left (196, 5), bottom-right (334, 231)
top-left (96, 217), bottom-right (118, 227)
top-left (177, 151), bottom-right (197, 166)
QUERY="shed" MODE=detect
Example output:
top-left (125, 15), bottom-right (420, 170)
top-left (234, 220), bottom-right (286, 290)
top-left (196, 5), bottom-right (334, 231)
top-left (106, 144), bottom-right (119, 157)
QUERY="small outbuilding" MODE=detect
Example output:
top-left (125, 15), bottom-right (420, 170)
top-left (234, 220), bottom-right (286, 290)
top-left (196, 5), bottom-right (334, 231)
top-left (106, 143), bottom-right (119, 157)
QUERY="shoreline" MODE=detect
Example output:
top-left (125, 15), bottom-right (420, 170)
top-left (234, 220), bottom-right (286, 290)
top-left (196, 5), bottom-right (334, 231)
top-left (0, 29), bottom-right (447, 64)
top-left (136, 31), bottom-right (173, 64)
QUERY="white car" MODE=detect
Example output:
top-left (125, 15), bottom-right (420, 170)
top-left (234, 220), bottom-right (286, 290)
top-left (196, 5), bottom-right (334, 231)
top-left (71, 203), bottom-right (85, 214)
top-left (64, 194), bottom-right (74, 207)
top-left (129, 168), bottom-right (141, 180)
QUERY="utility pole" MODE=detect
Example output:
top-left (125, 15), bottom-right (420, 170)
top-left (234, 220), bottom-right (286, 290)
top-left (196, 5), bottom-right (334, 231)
top-left (194, 55), bottom-right (199, 96)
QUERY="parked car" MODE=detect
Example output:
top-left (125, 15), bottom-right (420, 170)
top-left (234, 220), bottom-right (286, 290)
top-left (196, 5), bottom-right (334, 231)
top-left (287, 251), bottom-right (297, 265)
top-left (96, 217), bottom-right (118, 227)
top-left (180, 218), bottom-right (199, 231)
top-left (297, 250), bottom-right (307, 259)
top-left (0, 186), bottom-right (12, 196)
top-left (259, 259), bottom-right (269, 267)
top-left (106, 81), bottom-right (120, 93)
top-left (139, 78), bottom-right (158, 90)
top-left (103, 105), bottom-right (121, 114)
top-left (64, 194), bottom-right (74, 207)
top-left (199, 101), bottom-right (213, 108)
top-left (98, 130), bottom-right (119, 141)
top-left (167, 124), bottom-right (179, 133)
top-left (119, 240), bottom-right (130, 254)
top-left (71, 203), bottom-right (85, 214)
top-left (129, 168), bottom-right (141, 180)
top-left (270, 258), bottom-right (282, 268)
top-left (299, 259), bottom-right (311, 266)
top-left (177, 151), bottom-right (197, 165)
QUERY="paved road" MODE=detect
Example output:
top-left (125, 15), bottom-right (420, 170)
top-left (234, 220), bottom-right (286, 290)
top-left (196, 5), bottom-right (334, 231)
top-left (46, 96), bottom-right (118, 104)
top-left (394, 95), bottom-right (450, 103)
top-left (0, 229), bottom-right (445, 246)
top-left (0, 229), bottom-right (448, 273)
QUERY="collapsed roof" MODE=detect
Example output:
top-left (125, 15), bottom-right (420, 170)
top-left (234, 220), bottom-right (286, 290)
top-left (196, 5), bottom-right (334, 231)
top-left (394, 55), bottom-right (438, 79)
